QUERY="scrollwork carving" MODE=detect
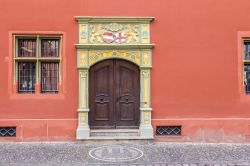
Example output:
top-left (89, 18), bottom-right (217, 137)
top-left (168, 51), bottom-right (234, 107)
top-left (105, 23), bottom-right (124, 32)
top-left (88, 23), bottom-right (140, 44)
top-left (89, 50), bottom-right (140, 65)
top-left (142, 70), bottom-right (150, 78)
top-left (79, 70), bottom-right (88, 78)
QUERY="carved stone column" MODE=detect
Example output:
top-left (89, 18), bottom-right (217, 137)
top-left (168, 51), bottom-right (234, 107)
top-left (139, 69), bottom-right (153, 138)
top-left (76, 69), bottom-right (90, 139)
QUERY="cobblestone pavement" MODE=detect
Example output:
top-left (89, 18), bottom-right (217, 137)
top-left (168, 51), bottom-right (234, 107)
top-left (0, 141), bottom-right (249, 165)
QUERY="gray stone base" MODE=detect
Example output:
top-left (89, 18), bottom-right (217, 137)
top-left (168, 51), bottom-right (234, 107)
top-left (77, 127), bottom-right (154, 140)
top-left (76, 126), bottom-right (90, 139)
top-left (139, 124), bottom-right (154, 139)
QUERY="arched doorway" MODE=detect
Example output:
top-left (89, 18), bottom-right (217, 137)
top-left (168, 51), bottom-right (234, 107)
top-left (89, 59), bottom-right (140, 129)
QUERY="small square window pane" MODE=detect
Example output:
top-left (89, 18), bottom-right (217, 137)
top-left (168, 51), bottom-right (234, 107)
top-left (18, 62), bottom-right (36, 93)
top-left (41, 62), bottom-right (59, 93)
top-left (17, 39), bottom-right (36, 57)
top-left (41, 39), bottom-right (59, 57)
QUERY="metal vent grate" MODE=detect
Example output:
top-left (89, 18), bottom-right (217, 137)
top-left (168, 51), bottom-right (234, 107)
top-left (156, 126), bottom-right (181, 136)
top-left (0, 127), bottom-right (16, 137)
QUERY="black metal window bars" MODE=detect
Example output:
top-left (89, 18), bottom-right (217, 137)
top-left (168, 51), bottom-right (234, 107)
top-left (16, 37), bottom-right (61, 93)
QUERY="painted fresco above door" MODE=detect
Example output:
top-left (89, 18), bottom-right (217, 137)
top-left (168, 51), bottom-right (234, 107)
top-left (77, 17), bottom-right (152, 45)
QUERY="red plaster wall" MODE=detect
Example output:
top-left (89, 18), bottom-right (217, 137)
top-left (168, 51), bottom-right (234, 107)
top-left (1, 0), bottom-right (250, 142)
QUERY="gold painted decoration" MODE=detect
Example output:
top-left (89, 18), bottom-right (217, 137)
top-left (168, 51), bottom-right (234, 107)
top-left (141, 24), bottom-right (150, 43)
top-left (142, 70), bottom-right (150, 107)
top-left (105, 23), bottom-right (123, 32)
top-left (89, 23), bottom-right (140, 44)
top-left (89, 50), bottom-right (140, 65)
top-left (142, 51), bottom-right (150, 66)
top-left (79, 112), bottom-right (87, 125)
top-left (79, 70), bottom-right (88, 108)
top-left (143, 112), bottom-right (150, 124)
top-left (80, 24), bottom-right (87, 44)
top-left (79, 50), bottom-right (87, 66)
top-left (79, 70), bottom-right (88, 78)
top-left (124, 24), bottom-right (139, 43)
top-left (89, 24), bottom-right (106, 43)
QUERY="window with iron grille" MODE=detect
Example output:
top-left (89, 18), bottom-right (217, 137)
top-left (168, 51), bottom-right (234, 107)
top-left (0, 127), bottom-right (16, 137)
top-left (244, 42), bottom-right (250, 94)
top-left (41, 62), bottom-right (59, 93)
top-left (156, 126), bottom-right (182, 136)
top-left (18, 39), bottom-right (36, 57)
top-left (41, 39), bottom-right (60, 57)
top-left (15, 36), bottom-right (61, 94)
top-left (18, 62), bottom-right (36, 93)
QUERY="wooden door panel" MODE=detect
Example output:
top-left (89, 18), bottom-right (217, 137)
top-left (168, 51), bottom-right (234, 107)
top-left (89, 60), bottom-right (114, 128)
top-left (120, 67), bottom-right (134, 94)
top-left (115, 60), bottom-right (140, 128)
top-left (94, 102), bottom-right (109, 120)
top-left (94, 66), bottom-right (111, 121)
top-left (95, 66), bottom-right (110, 94)
top-left (120, 103), bottom-right (135, 120)
top-left (89, 59), bottom-right (140, 129)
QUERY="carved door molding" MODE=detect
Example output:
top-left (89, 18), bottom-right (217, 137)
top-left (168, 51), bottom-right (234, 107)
top-left (75, 16), bottom-right (154, 139)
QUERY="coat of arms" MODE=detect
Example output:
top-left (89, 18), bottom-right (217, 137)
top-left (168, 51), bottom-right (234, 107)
top-left (102, 32), bottom-right (126, 44)
top-left (102, 32), bottom-right (114, 44)
top-left (90, 24), bottom-right (139, 44)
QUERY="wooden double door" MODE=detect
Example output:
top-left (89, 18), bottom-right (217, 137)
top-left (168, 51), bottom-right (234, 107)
top-left (89, 59), bottom-right (140, 129)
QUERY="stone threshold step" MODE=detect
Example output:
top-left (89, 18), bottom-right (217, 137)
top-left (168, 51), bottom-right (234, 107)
top-left (90, 129), bottom-right (140, 137)
top-left (90, 129), bottom-right (139, 133)
top-left (84, 136), bottom-right (154, 140)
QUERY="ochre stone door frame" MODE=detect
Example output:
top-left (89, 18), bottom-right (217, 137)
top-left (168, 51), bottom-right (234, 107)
top-left (75, 16), bottom-right (154, 139)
